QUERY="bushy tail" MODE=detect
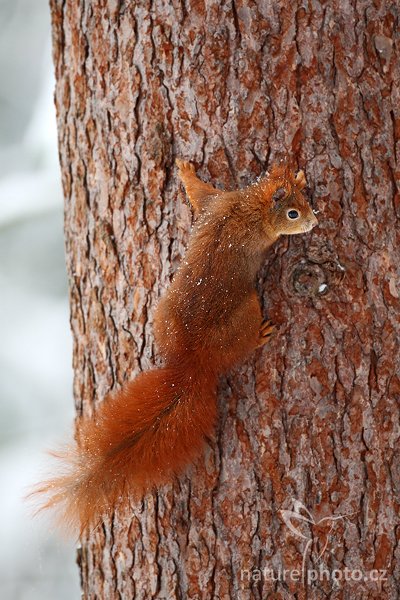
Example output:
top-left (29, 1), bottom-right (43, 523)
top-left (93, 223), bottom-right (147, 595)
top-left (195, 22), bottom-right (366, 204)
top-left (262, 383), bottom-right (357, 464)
top-left (33, 363), bottom-right (217, 532)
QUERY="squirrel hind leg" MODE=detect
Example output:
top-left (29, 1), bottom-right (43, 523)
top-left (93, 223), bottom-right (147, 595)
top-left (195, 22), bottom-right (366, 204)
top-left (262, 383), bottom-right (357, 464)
top-left (175, 158), bottom-right (222, 214)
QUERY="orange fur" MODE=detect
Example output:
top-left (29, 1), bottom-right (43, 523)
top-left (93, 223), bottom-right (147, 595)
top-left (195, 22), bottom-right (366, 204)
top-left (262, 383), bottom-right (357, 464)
top-left (32, 160), bottom-right (317, 533)
top-left (34, 363), bottom-right (217, 532)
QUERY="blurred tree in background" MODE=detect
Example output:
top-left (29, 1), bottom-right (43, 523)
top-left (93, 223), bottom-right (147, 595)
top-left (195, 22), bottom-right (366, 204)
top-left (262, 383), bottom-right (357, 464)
top-left (0, 1), bottom-right (78, 599)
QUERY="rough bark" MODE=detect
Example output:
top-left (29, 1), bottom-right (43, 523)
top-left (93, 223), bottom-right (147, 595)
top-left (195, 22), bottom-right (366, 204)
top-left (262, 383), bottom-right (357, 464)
top-left (50, 0), bottom-right (400, 598)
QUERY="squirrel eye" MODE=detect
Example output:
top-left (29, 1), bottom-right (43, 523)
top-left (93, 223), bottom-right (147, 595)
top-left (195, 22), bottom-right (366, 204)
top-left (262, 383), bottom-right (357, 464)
top-left (272, 187), bottom-right (286, 202)
top-left (287, 209), bottom-right (300, 220)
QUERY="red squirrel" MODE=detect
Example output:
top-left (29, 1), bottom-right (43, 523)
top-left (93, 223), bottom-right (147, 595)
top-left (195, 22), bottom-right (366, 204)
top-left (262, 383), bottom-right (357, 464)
top-left (35, 160), bottom-right (318, 532)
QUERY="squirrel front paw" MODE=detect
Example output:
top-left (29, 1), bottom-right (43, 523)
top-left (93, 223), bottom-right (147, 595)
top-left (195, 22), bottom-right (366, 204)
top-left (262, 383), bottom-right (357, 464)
top-left (257, 319), bottom-right (277, 347)
top-left (175, 158), bottom-right (195, 175)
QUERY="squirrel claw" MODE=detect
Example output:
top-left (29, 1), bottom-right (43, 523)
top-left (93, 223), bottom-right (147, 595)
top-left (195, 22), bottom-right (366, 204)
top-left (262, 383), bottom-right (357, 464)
top-left (257, 319), bottom-right (277, 347)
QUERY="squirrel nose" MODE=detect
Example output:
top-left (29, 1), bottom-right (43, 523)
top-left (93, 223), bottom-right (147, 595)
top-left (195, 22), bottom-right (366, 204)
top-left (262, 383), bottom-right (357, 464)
top-left (304, 213), bottom-right (318, 232)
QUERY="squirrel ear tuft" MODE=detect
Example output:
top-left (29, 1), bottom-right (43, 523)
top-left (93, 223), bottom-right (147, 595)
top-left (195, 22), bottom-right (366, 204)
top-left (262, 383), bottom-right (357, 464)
top-left (295, 170), bottom-right (307, 190)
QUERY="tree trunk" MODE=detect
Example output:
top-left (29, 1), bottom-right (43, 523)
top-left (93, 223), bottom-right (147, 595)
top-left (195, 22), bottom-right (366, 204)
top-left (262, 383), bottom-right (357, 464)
top-left (50, 0), bottom-right (400, 598)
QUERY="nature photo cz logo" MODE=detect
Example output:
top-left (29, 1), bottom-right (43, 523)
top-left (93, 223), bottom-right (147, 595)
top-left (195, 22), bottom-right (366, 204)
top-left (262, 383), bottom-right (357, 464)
top-left (280, 499), bottom-right (351, 581)
top-left (241, 499), bottom-right (387, 586)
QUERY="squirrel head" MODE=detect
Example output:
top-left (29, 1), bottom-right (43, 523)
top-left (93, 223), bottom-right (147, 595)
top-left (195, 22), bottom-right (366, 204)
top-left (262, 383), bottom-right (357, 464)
top-left (262, 164), bottom-right (318, 238)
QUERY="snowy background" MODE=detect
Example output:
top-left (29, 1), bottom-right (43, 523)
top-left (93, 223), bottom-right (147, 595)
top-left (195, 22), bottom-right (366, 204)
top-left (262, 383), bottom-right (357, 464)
top-left (0, 1), bottom-right (79, 598)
